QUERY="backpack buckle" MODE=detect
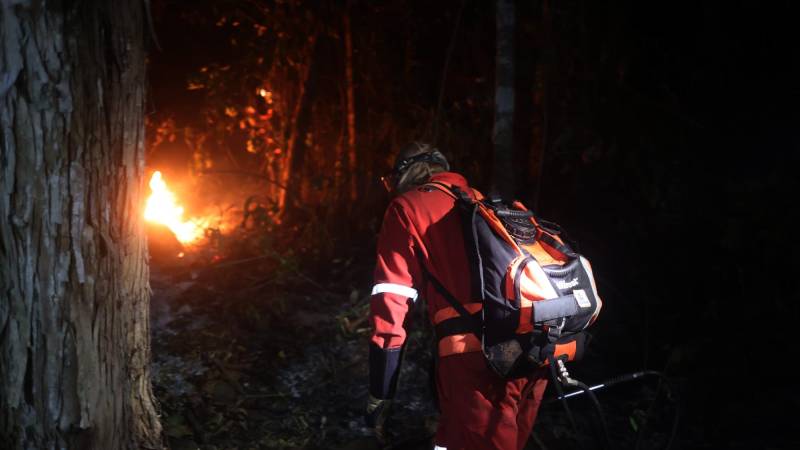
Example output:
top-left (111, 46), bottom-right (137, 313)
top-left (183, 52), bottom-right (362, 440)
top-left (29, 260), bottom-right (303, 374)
top-left (546, 318), bottom-right (566, 342)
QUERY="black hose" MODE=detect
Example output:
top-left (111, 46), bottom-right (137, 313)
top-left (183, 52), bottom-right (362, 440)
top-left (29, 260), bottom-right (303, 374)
top-left (575, 379), bottom-right (614, 450)
top-left (546, 369), bottom-right (680, 450)
top-left (548, 358), bottom-right (579, 435)
top-left (494, 208), bottom-right (533, 218)
top-left (548, 358), bottom-right (613, 449)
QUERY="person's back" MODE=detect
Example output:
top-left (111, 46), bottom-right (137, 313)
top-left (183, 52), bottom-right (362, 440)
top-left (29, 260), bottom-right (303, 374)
top-left (367, 143), bottom-right (549, 450)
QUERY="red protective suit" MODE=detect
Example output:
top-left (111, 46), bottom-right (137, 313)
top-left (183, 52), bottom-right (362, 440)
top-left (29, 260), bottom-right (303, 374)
top-left (369, 171), bottom-right (548, 450)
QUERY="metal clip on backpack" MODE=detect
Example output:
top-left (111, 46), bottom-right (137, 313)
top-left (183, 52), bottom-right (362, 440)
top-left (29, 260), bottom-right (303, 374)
top-left (425, 182), bottom-right (602, 379)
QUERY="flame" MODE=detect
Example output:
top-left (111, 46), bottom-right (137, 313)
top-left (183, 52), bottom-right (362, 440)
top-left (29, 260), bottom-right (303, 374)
top-left (144, 171), bottom-right (206, 244)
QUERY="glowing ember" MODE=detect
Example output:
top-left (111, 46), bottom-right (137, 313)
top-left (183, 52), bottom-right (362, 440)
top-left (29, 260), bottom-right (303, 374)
top-left (144, 171), bottom-right (206, 244)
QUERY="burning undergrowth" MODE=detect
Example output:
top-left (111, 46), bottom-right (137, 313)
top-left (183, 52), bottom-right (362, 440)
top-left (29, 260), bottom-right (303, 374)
top-left (144, 168), bottom-right (350, 272)
top-left (144, 170), bottom-right (263, 252)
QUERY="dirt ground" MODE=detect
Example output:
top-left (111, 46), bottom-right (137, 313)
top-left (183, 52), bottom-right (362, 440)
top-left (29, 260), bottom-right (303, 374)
top-left (149, 252), bottom-right (679, 450)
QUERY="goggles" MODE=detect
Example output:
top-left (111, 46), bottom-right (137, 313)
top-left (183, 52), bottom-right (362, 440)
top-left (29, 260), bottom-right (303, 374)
top-left (380, 151), bottom-right (448, 192)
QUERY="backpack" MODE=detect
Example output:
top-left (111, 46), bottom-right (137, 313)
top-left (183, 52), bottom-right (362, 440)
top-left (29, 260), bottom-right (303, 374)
top-left (424, 182), bottom-right (602, 379)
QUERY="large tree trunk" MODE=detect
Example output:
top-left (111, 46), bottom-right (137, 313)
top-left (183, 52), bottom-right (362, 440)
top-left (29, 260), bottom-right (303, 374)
top-left (493, 0), bottom-right (515, 198)
top-left (0, 1), bottom-right (162, 449)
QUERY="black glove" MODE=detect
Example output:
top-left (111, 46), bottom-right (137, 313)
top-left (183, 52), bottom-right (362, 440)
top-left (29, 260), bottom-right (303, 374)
top-left (365, 394), bottom-right (393, 443)
top-left (366, 343), bottom-right (404, 442)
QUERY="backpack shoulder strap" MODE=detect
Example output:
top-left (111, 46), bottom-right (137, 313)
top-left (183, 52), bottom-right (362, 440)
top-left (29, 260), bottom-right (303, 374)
top-left (423, 181), bottom-right (481, 203)
top-left (426, 268), bottom-right (474, 319)
top-left (537, 230), bottom-right (577, 258)
top-left (417, 260), bottom-right (482, 337)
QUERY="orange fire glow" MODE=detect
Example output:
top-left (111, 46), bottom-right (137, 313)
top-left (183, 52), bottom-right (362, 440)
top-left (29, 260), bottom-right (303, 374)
top-left (144, 171), bottom-right (207, 244)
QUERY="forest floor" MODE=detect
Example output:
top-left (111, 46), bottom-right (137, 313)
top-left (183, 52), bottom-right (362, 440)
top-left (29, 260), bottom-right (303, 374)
top-left (149, 244), bottom-right (680, 450)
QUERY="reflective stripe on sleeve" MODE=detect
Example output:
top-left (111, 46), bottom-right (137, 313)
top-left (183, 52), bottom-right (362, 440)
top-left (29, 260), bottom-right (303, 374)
top-left (434, 446), bottom-right (447, 450)
top-left (371, 283), bottom-right (419, 302)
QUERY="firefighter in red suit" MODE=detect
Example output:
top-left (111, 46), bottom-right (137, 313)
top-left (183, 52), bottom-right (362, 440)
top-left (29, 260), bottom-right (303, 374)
top-left (365, 143), bottom-right (549, 450)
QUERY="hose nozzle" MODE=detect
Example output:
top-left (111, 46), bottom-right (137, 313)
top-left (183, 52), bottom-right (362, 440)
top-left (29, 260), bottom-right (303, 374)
top-left (556, 358), bottom-right (579, 387)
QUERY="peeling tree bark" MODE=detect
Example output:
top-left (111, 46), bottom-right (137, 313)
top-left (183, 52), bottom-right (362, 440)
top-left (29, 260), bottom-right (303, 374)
top-left (0, 1), bottom-right (163, 449)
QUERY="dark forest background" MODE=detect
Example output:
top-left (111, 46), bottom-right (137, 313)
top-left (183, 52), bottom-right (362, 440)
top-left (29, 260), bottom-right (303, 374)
top-left (145, 1), bottom-right (799, 448)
